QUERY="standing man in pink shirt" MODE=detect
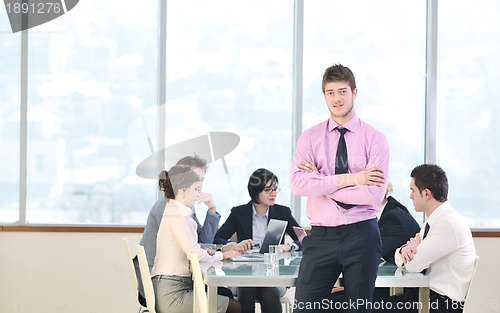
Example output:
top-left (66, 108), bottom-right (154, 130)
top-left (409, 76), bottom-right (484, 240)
top-left (290, 64), bottom-right (390, 313)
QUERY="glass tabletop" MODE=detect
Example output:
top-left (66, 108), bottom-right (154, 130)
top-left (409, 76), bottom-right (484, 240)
top-left (203, 252), bottom-right (428, 288)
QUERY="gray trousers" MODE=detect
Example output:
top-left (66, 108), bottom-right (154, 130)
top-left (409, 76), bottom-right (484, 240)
top-left (152, 275), bottom-right (229, 313)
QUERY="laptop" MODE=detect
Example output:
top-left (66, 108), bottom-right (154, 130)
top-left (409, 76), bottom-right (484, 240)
top-left (229, 219), bottom-right (288, 262)
top-left (293, 226), bottom-right (307, 244)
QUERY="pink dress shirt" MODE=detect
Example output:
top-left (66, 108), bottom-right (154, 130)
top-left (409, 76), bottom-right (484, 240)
top-left (290, 116), bottom-right (390, 226)
top-left (151, 199), bottom-right (223, 278)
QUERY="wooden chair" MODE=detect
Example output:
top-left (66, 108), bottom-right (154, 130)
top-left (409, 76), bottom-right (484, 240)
top-left (189, 253), bottom-right (209, 313)
top-left (136, 244), bottom-right (157, 313)
top-left (280, 295), bottom-right (292, 313)
top-left (122, 237), bottom-right (148, 313)
top-left (463, 256), bottom-right (480, 313)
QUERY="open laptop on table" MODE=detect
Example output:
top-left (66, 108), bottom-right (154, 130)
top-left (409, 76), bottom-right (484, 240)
top-left (293, 226), bottom-right (307, 244)
top-left (229, 219), bottom-right (288, 262)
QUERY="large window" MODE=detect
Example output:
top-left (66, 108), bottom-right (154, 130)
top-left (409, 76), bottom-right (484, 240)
top-left (159, 0), bottom-right (294, 221)
top-left (0, 8), bottom-right (20, 223)
top-left (437, 0), bottom-right (500, 227)
top-left (1, 1), bottom-right (499, 228)
top-left (21, 0), bottom-right (158, 224)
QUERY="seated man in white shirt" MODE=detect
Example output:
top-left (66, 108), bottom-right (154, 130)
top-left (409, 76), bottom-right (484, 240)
top-left (372, 164), bottom-right (476, 313)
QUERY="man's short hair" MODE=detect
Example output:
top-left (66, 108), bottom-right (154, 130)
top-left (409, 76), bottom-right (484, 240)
top-left (410, 164), bottom-right (448, 202)
top-left (322, 63), bottom-right (357, 93)
top-left (176, 154), bottom-right (208, 171)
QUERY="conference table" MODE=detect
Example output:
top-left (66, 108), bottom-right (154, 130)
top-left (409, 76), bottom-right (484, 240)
top-left (203, 253), bottom-right (430, 313)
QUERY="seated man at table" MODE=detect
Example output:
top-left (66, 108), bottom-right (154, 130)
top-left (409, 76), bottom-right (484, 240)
top-left (371, 164), bottom-right (476, 313)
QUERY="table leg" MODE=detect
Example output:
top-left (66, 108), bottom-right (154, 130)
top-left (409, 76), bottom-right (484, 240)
top-left (390, 287), bottom-right (403, 296)
top-left (207, 285), bottom-right (218, 312)
top-left (418, 287), bottom-right (429, 313)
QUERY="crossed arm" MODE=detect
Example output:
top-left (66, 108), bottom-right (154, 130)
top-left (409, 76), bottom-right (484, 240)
top-left (398, 233), bottom-right (423, 264)
top-left (297, 160), bottom-right (385, 202)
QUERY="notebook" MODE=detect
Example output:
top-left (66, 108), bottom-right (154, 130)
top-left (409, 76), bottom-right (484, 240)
top-left (229, 219), bottom-right (288, 262)
top-left (293, 226), bottom-right (307, 244)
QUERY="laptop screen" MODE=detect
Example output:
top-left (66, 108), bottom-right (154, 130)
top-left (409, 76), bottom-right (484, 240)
top-left (228, 219), bottom-right (288, 262)
top-left (293, 226), bottom-right (307, 244)
top-left (259, 219), bottom-right (288, 253)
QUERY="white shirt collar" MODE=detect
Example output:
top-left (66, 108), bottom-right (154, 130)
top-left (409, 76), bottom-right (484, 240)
top-left (426, 200), bottom-right (451, 227)
top-left (252, 204), bottom-right (269, 219)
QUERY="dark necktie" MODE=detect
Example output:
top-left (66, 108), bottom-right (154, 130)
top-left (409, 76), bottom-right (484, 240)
top-left (423, 223), bottom-right (430, 239)
top-left (420, 223), bottom-right (431, 274)
top-left (335, 128), bottom-right (354, 209)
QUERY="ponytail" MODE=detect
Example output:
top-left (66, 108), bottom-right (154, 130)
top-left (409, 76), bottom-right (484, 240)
top-left (158, 170), bottom-right (175, 199)
top-left (159, 165), bottom-right (200, 200)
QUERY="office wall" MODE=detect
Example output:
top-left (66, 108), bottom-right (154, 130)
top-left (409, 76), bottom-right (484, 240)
top-left (0, 232), bottom-right (499, 313)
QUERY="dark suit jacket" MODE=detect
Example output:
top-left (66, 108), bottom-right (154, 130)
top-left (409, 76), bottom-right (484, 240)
top-left (213, 201), bottom-right (302, 250)
top-left (378, 196), bottom-right (421, 264)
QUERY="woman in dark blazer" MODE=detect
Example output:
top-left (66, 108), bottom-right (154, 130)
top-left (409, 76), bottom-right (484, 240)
top-left (214, 168), bottom-right (301, 313)
top-left (378, 182), bottom-right (421, 265)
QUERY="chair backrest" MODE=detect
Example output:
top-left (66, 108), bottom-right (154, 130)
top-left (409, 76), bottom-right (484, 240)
top-left (463, 255), bottom-right (480, 313)
top-left (123, 237), bottom-right (139, 289)
top-left (189, 253), bottom-right (208, 313)
top-left (136, 244), bottom-right (157, 313)
top-left (123, 238), bottom-right (148, 312)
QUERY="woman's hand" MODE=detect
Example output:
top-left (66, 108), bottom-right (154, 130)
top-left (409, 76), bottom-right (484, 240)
top-left (237, 239), bottom-right (254, 251)
top-left (279, 243), bottom-right (291, 252)
top-left (203, 247), bottom-right (216, 256)
top-left (222, 249), bottom-right (241, 259)
top-left (221, 242), bottom-right (245, 253)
